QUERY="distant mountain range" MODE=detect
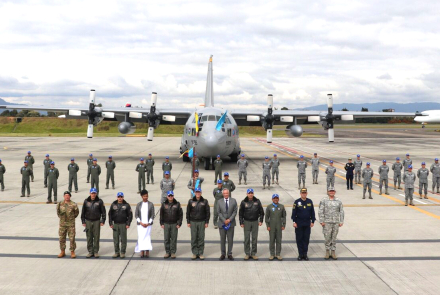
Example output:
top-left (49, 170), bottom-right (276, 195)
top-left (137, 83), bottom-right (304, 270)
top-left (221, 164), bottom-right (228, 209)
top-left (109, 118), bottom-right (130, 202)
top-left (0, 98), bottom-right (21, 105)
top-left (297, 102), bottom-right (440, 112)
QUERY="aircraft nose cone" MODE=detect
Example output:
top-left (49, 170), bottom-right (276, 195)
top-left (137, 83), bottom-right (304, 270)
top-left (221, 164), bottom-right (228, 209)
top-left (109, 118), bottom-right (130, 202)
top-left (204, 136), bottom-right (217, 149)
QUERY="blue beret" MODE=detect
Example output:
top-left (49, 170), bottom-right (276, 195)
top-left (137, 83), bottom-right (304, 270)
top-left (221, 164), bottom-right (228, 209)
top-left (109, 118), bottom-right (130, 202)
top-left (27, 151), bottom-right (31, 154)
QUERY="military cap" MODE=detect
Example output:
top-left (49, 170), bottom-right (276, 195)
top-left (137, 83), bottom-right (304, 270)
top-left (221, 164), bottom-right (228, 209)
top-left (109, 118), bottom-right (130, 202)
top-left (383, 160), bottom-right (386, 162)
top-left (167, 191), bottom-right (174, 196)
top-left (396, 157), bottom-right (400, 160)
top-left (45, 154), bottom-right (49, 157)
top-left (247, 188), bottom-right (254, 194)
top-left (357, 154), bottom-right (360, 157)
top-left (63, 191), bottom-right (71, 196)
top-left (274, 154), bottom-right (277, 156)
top-left (300, 155), bottom-right (304, 158)
top-left (217, 155), bottom-right (221, 158)
top-left (195, 187), bottom-right (202, 192)
top-left (108, 155), bottom-right (112, 158)
top-left (314, 153), bottom-right (317, 155)
top-left (140, 157), bottom-right (144, 161)
top-left (272, 194), bottom-right (279, 199)
top-left (90, 188), bottom-right (97, 194)
top-left (93, 158), bottom-right (97, 161)
top-left (436, 158), bottom-right (439, 161)
top-left (89, 153), bottom-right (93, 156)
top-left (71, 158), bottom-right (75, 161)
top-left (217, 179), bottom-right (223, 184)
top-left (241, 154), bottom-right (245, 157)
top-left (366, 162), bottom-right (371, 165)
top-left (27, 151), bottom-right (31, 154)
top-left (224, 172), bottom-right (229, 176)
top-left (265, 156), bottom-right (269, 159)
top-left (24, 160), bottom-right (28, 163)
top-left (50, 161), bottom-right (55, 165)
top-left (408, 165), bottom-right (413, 169)
top-left (117, 192), bottom-right (124, 197)
top-left (422, 162), bottom-right (426, 165)
top-left (300, 188), bottom-right (307, 193)
top-left (194, 169), bottom-right (199, 173)
top-left (329, 160), bottom-right (334, 163)
top-left (165, 156), bottom-right (169, 159)
top-left (164, 171), bottom-right (170, 175)
top-left (406, 153), bottom-right (410, 156)
top-left (327, 186), bottom-right (335, 191)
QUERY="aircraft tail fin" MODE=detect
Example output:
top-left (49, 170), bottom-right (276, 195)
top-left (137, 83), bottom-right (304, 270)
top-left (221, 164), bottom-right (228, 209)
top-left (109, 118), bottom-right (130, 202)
top-left (204, 55), bottom-right (214, 107)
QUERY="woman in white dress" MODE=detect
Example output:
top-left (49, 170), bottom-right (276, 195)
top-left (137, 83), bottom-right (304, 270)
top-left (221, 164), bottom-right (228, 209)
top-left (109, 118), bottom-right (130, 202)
top-left (135, 189), bottom-right (155, 258)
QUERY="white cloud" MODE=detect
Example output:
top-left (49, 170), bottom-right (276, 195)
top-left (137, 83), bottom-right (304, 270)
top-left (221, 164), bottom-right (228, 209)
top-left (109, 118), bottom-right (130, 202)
top-left (0, 0), bottom-right (439, 110)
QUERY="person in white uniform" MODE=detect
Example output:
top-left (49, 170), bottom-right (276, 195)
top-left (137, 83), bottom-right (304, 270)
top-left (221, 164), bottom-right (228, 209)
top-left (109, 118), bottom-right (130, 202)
top-left (135, 189), bottom-right (155, 258)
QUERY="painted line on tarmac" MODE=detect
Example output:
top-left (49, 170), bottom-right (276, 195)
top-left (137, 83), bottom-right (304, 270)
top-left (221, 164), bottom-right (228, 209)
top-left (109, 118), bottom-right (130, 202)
top-left (252, 139), bottom-right (440, 220)
top-left (1, 253), bottom-right (440, 262)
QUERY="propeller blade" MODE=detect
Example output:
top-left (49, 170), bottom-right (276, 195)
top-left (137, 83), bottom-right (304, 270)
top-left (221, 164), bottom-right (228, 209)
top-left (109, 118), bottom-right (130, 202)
top-left (267, 129), bottom-right (273, 143)
top-left (151, 92), bottom-right (157, 107)
top-left (327, 93), bottom-right (333, 109)
top-left (129, 112), bottom-right (143, 119)
top-left (102, 112), bottom-right (115, 119)
top-left (147, 127), bottom-right (154, 141)
top-left (328, 128), bottom-right (334, 142)
top-left (89, 89), bottom-right (96, 104)
top-left (87, 124), bottom-right (94, 138)
top-left (162, 115), bottom-right (176, 122)
top-left (280, 116), bottom-right (293, 123)
top-left (247, 115), bottom-right (260, 122)
top-left (308, 116), bottom-right (320, 122)
top-left (341, 114), bottom-right (354, 121)
top-left (267, 94), bottom-right (273, 109)
top-left (68, 110), bottom-right (82, 116)
top-left (58, 115), bottom-right (66, 118)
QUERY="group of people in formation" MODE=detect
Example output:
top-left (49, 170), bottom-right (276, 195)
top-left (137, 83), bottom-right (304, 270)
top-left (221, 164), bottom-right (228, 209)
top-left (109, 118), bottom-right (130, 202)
top-left (1, 150), bottom-right (434, 260)
top-left (57, 185), bottom-right (344, 261)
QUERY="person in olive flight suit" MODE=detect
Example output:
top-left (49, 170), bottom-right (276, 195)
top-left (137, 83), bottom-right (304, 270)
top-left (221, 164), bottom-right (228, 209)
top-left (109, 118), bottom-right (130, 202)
top-left (418, 162), bottom-right (429, 199)
top-left (86, 154), bottom-right (94, 183)
top-left (136, 158), bottom-right (147, 193)
top-left (212, 179), bottom-right (224, 229)
top-left (20, 160), bottom-right (33, 198)
top-left (25, 151), bottom-right (35, 182)
top-left (81, 188), bottom-right (106, 258)
top-left (239, 188), bottom-right (264, 260)
top-left (89, 158), bottom-right (101, 195)
top-left (0, 159), bottom-right (6, 191)
top-left (292, 188), bottom-right (315, 261)
top-left (344, 158), bottom-right (355, 190)
top-left (222, 172), bottom-right (236, 197)
top-left (213, 155), bottom-right (223, 184)
top-left (265, 194), bottom-right (286, 261)
top-left (162, 156), bottom-right (172, 178)
top-left (67, 158), bottom-right (79, 193)
top-left (186, 187), bottom-right (210, 260)
top-left (43, 154), bottom-right (52, 188)
top-left (262, 156), bottom-right (272, 189)
top-left (392, 157), bottom-right (403, 190)
top-left (46, 162), bottom-right (59, 204)
top-left (160, 191), bottom-right (183, 259)
top-left (105, 156), bottom-right (116, 189)
top-left (108, 192), bottom-right (132, 259)
top-left (146, 153), bottom-right (155, 184)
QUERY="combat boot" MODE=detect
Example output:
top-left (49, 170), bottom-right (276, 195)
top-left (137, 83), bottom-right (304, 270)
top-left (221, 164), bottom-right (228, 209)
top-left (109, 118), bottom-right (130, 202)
top-left (424, 195), bottom-right (428, 199)
top-left (362, 190), bottom-right (366, 199)
top-left (324, 250), bottom-right (330, 260)
top-left (238, 181), bottom-right (241, 185)
top-left (170, 253), bottom-right (176, 259)
top-left (164, 253), bottom-right (170, 259)
top-left (120, 253), bottom-right (126, 259)
top-left (276, 181), bottom-right (279, 185)
top-left (369, 192), bottom-right (373, 199)
top-left (57, 250), bottom-right (65, 258)
top-left (410, 200), bottom-right (415, 206)
top-left (244, 181), bottom-right (247, 185)
top-left (405, 200), bottom-right (408, 206)
top-left (331, 250), bottom-right (337, 260)
top-left (112, 253), bottom-right (120, 258)
top-left (263, 185), bottom-right (266, 190)
top-left (385, 189), bottom-right (389, 195)
top-left (268, 185), bottom-right (270, 189)
top-left (394, 183), bottom-right (396, 190)
top-left (437, 189), bottom-right (439, 193)
top-left (70, 251), bottom-right (76, 259)
top-left (244, 255), bottom-right (250, 260)
top-left (420, 194), bottom-right (423, 199)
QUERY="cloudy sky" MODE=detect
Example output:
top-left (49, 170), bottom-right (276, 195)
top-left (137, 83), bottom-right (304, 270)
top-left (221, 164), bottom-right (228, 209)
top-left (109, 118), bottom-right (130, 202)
top-left (0, 0), bottom-right (439, 110)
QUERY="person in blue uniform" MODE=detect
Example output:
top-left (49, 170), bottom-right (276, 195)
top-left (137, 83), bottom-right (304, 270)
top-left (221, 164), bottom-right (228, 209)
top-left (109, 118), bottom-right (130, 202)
top-left (344, 158), bottom-right (355, 190)
top-left (291, 188), bottom-right (315, 261)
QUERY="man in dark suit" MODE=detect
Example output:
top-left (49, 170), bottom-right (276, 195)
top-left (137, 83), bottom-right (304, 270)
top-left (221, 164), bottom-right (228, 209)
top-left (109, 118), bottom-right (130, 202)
top-left (345, 158), bottom-right (355, 190)
top-left (217, 188), bottom-right (238, 260)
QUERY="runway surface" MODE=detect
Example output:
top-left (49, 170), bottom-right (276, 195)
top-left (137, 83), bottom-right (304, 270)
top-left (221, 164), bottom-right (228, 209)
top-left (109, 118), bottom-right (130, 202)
top-left (1, 133), bottom-right (440, 295)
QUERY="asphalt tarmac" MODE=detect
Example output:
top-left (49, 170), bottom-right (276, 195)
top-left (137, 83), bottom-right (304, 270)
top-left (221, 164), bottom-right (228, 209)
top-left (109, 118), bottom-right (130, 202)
top-left (1, 133), bottom-right (440, 295)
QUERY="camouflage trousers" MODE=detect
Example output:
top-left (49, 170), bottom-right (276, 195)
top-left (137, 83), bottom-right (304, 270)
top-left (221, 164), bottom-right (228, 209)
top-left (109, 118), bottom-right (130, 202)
top-left (326, 177), bottom-right (335, 189)
top-left (312, 169), bottom-right (319, 182)
top-left (323, 223), bottom-right (339, 251)
top-left (298, 173), bottom-right (305, 186)
top-left (379, 178), bottom-right (388, 189)
top-left (419, 181), bottom-right (428, 195)
top-left (405, 187), bottom-right (414, 201)
top-left (354, 170), bottom-right (361, 183)
top-left (59, 225), bottom-right (76, 251)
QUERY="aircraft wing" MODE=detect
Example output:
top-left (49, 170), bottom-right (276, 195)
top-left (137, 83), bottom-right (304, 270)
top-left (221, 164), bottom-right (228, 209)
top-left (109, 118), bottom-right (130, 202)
top-left (229, 109), bottom-right (415, 126)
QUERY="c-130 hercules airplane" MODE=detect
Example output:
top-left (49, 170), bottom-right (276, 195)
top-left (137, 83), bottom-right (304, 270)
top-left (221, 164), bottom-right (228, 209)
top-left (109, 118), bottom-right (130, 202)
top-left (0, 56), bottom-right (415, 170)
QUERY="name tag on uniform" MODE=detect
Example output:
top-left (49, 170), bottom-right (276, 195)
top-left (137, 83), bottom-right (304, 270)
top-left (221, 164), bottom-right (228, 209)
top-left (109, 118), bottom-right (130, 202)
top-left (307, 203), bottom-right (311, 207)
top-left (298, 202), bottom-right (302, 206)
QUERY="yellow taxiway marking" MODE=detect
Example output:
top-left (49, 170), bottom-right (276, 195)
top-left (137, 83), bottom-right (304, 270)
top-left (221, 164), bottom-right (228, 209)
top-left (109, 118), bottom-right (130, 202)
top-left (251, 139), bottom-right (440, 221)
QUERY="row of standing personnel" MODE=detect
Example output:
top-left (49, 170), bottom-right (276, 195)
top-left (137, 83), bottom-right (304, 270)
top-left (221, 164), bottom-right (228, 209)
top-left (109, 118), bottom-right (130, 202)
top-left (56, 186), bottom-right (344, 261)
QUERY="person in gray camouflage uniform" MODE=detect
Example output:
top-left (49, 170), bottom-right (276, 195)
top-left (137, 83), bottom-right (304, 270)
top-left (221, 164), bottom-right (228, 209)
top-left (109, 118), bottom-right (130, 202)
top-left (311, 153), bottom-right (320, 184)
top-left (318, 187), bottom-right (344, 260)
top-left (362, 162), bottom-right (374, 199)
top-left (392, 157), bottom-right (403, 190)
top-left (402, 154), bottom-right (412, 172)
top-left (262, 157), bottom-right (272, 189)
top-left (378, 160), bottom-right (389, 195)
top-left (297, 155), bottom-right (307, 189)
top-left (354, 155), bottom-right (362, 184)
top-left (271, 154), bottom-right (280, 185)
top-left (325, 161), bottom-right (336, 190)
top-left (417, 162), bottom-right (429, 199)
top-left (430, 158), bottom-right (440, 193)
top-left (160, 171), bottom-right (175, 203)
top-left (237, 154), bottom-right (248, 185)
top-left (403, 165), bottom-right (416, 206)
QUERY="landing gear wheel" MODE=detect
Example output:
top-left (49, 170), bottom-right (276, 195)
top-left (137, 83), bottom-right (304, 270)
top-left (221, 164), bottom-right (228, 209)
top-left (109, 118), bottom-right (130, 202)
top-left (230, 153), bottom-right (238, 162)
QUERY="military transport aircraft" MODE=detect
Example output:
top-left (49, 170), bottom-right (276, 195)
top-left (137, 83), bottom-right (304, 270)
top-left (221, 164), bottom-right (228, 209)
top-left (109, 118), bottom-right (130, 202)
top-left (414, 110), bottom-right (440, 127)
top-left (0, 56), bottom-right (415, 170)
